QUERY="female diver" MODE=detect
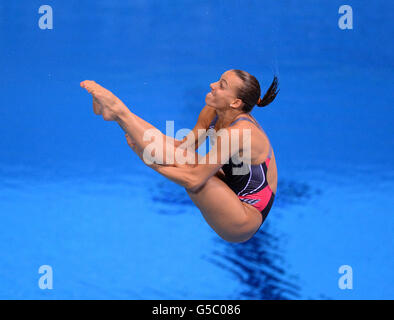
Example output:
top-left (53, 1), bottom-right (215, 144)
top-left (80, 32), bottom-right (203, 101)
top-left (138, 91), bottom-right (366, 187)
top-left (80, 69), bottom-right (278, 243)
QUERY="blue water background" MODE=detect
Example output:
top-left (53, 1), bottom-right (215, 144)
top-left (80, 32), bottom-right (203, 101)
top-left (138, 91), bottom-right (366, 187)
top-left (0, 1), bottom-right (393, 299)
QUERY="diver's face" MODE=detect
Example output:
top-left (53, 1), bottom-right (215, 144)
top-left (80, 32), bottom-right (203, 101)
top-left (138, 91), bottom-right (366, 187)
top-left (205, 70), bottom-right (243, 110)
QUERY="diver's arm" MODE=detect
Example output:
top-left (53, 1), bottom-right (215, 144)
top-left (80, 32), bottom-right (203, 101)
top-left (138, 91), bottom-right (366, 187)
top-left (126, 133), bottom-right (200, 189)
top-left (174, 105), bottom-right (216, 150)
top-left (126, 130), bottom-right (223, 190)
top-left (126, 121), bottom-right (237, 191)
top-left (159, 126), bottom-right (243, 192)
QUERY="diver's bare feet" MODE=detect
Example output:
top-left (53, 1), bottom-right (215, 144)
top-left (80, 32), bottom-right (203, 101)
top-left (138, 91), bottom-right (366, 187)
top-left (92, 97), bottom-right (102, 115)
top-left (80, 80), bottom-right (126, 120)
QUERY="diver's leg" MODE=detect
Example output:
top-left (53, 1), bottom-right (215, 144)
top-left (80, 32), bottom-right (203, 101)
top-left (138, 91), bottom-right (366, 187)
top-left (125, 133), bottom-right (261, 243)
top-left (81, 80), bottom-right (189, 165)
top-left (185, 176), bottom-right (263, 243)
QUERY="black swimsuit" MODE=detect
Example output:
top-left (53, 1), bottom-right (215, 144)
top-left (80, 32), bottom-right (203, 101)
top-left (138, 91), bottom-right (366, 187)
top-left (208, 114), bottom-right (275, 222)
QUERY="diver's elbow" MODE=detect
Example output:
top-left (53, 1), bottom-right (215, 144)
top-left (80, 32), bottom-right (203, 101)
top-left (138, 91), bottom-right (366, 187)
top-left (185, 177), bottom-right (205, 193)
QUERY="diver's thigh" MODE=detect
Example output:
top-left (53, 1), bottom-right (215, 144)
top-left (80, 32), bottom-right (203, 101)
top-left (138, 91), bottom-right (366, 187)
top-left (186, 176), bottom-right (262, 239)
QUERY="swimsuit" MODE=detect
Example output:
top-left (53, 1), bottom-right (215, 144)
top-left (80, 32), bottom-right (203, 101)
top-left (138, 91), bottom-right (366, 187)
top-left (208, 114), bottom-right (275, 223)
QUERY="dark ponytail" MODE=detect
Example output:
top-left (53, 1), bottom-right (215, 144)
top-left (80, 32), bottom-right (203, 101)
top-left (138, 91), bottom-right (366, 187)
top-left (232, 69), bottom-right (279, 112)
top-left (257, 75), bottom-right (279, 107)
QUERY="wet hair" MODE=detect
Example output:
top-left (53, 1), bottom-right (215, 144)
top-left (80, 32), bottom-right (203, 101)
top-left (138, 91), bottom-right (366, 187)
top-left (232, 69), bottom-right (279, 112)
